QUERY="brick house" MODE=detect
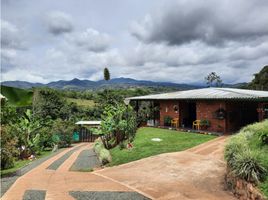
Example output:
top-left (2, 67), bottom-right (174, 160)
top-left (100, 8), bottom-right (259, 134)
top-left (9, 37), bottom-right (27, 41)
top-left (125, 88), bottom-right (268, 134)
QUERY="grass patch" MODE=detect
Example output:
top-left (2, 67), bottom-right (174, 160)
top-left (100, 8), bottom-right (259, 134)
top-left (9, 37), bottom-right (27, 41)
top-left (109, 127), bottom-right (216, 166)
top-left (66, 98), bottom-right (95, 108)
top-left (1, 85), bottom-right (33, 106)
top-left (1, 150), bottom-right (52, 177)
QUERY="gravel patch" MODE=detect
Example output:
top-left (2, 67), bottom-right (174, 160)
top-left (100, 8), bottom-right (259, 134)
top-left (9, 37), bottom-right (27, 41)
top-left (69, 191), bottom-right (151, 200)
top-left (1, 148), bottom-right (65, 197)
top-left (69, 149), bottom-right (100, 171)
top-left (23, 190), bottom-right (46, 200)
top-left (47, 145), bottom-right (85, 170)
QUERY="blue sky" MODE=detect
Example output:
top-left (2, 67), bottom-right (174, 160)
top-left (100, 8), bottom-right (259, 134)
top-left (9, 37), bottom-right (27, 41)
top-left (1, 0), bottom-right (268, 84)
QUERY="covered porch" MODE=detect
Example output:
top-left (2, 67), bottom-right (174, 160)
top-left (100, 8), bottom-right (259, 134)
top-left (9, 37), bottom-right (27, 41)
top-left (126, 88), bottom-right (268, 134)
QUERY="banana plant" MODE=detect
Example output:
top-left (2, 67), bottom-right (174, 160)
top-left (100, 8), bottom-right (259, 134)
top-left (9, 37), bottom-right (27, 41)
top-left (16, 109), bottom-right (42, 155)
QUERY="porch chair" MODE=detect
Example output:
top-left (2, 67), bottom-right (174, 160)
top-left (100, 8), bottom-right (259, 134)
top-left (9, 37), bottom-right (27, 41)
top-left (192, 120), bottom-right (201, 130)
top-left (171, 118), bottom-right (179, 128)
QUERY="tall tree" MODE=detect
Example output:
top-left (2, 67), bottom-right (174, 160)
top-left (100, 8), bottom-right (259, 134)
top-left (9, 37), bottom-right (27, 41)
top-left (104, 68), bottom-right (110, 81)
top-left (248, 65), bottom-right (268, 91)
top-left (205, 72), bottom-right (223, 87)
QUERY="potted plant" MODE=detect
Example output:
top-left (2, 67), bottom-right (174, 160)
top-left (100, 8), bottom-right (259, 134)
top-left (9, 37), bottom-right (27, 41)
top-left (214, 108), bottom-right (226, 120)
top-left (164, 116), bottom-right (172, 126)
top-left (200, 119), bottom-right (210, 129)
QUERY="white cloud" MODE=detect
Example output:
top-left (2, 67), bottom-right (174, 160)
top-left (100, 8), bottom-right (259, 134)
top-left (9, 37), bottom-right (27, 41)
top-left (66, 28), bottom-right (111, 52)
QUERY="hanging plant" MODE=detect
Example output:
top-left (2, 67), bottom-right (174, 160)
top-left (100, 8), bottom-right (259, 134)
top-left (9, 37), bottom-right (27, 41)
top-left (214, 108), bottom-right (226, 120)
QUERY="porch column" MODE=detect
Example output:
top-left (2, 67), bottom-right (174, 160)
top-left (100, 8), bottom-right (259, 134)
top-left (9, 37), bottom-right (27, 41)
top-left (257, 103), bottom-right (264, 121)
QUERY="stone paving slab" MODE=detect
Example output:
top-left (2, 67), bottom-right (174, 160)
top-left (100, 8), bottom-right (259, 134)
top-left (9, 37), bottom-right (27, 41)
top-left (47, 145), bottom-right (86, 170)
top-left (22, 190), bottom-right (46, 200)
top-left (69, 191), bottom-right (151, 200)
top-left (69, 149), bottom-right (100, 172)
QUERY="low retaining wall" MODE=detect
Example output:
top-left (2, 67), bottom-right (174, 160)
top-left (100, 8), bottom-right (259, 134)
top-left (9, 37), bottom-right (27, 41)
top-left (225, 168), bottom-right (267, 200)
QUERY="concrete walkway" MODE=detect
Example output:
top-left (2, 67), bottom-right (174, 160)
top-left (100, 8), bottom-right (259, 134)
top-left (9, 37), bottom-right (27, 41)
top-left (95, 136), bottom-right (236, 200)
top-left (1, 137), bottom-right (236, 200)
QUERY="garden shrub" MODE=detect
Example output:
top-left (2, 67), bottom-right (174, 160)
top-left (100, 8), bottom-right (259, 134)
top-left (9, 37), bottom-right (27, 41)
top-left (93, 140), bottom-right (112, 165)
top-left (99, 148), bottom-right (112, 165)
top-left (259, 131), bottom-right (268, 145)
top-left (52, 119), bottom-right (74, 148)
top-left (225, 120), bottom-right (268, 185)
top-left (232, 149), bottom-right (266, 183)
top-left (224, 134), bottom-right (248, 166)
top-left (0, 126), bottom-right (19, 169)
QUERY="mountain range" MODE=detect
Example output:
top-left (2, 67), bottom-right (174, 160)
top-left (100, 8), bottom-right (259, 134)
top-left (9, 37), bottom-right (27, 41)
top-left (1, 77), bottom-right (247, 91)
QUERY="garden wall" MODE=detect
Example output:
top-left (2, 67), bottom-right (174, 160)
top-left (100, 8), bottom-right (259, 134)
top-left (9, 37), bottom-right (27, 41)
top-left (225, 168), bottom-right (267, 200)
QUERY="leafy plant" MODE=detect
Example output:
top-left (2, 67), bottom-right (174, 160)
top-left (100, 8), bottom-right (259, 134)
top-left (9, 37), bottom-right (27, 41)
top-left (12, 109), bottom-right (42, 157)
top-left (232, 150), bottom-right (266, 183)
top-left (164, 116), bottom-right (172, 126)
top-left (93, 140), bottom-right (112, 165)
top-left (0, 125), bottom-right (19, 169)
top-left (52, 119), bottom-right (74, 147)
top-left (200, 119), bottom-right (210, 127)
top-left (259, 131), bottom-right (268, 145)
top-left (99, 103), bottom-right (137, 149)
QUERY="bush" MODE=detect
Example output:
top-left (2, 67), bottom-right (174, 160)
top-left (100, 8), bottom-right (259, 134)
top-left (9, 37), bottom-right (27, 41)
top-left (225, 120), bottom-right (268, 185)
top-left (259, 131), bottom-right (268, 145)
top-left (232, 150), bottom-right (266, 183)
top-left (0, 126), bottom-right (19, 169)
top-left (99, 148), bottom-right (112, 165)
top-left (93, 140), bottom-right (112, 165)
top-left (224, 134), bottom-right (248, 166)
top-left (52, 119), bottom-right (74, 148)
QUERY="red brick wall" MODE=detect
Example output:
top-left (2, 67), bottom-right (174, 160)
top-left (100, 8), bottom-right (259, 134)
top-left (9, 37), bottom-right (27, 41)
top-left (196, 101), bottom-right (227, 133)
top-left (159, 100), bottom-right (180, 126)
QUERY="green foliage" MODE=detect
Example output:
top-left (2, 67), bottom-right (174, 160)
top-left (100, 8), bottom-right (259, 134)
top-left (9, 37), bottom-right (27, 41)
top-left (99, 104), bottom-right (137, 149)
top-left (164, 116), bottom-right (172, 126)
top-left (0, 101), bottom-right (18, 125)
top-left (104, 67), bottom-right (110, 81)
top-left (0, 126), bottom-right (19, 169)
top-left (136, 101), bottom-right (159, 126)
top-left (32, 88), bottom-right (67, 120)
top-left (259, 131), bottom-right (268, 145)
top-left (225, 120), bottom-right (268, 188)
top-left (99, 148), bottom-right (112, 165)
top-left (52, 119), bottom-right (74, 147)
top-left (205, 72), bottom-right (223, 87)
top-left (93, 140), bottom-right (112, 165)
top-left (232, 149), bottom-right (266, 183)
top-left (248, 65), bottom-right (268, 90)
top-left (200, 119), bottom-right (210, 127)
top-left (11, 109), bottom-right (42, 157)
top-left (0, 85), bottom-right (33, 106)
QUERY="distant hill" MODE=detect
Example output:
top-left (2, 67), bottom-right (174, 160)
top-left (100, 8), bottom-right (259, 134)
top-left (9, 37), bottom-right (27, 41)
top-left (1, 85), bottom-right (33, 106)
top-left (1, 77), bottom-right (200, 91)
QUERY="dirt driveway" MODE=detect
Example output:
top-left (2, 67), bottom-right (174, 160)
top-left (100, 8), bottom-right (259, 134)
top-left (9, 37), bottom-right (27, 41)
top-left (1, 137), bottom-right (236, 200)
top-left (95, 136), bottom-right (236, 200)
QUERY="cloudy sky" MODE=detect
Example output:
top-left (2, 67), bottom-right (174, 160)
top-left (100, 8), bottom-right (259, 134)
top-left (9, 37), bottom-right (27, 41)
top-left (1, 0), bottom-right (268, 84)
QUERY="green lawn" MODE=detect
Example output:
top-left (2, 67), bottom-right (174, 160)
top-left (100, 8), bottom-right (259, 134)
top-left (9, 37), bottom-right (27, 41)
top-left (1, 150), bottom-right (52, 177)
top-left (66, 97), bottom-right (95, 108)
top-left (109, 127), bottom-right (216, 166)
